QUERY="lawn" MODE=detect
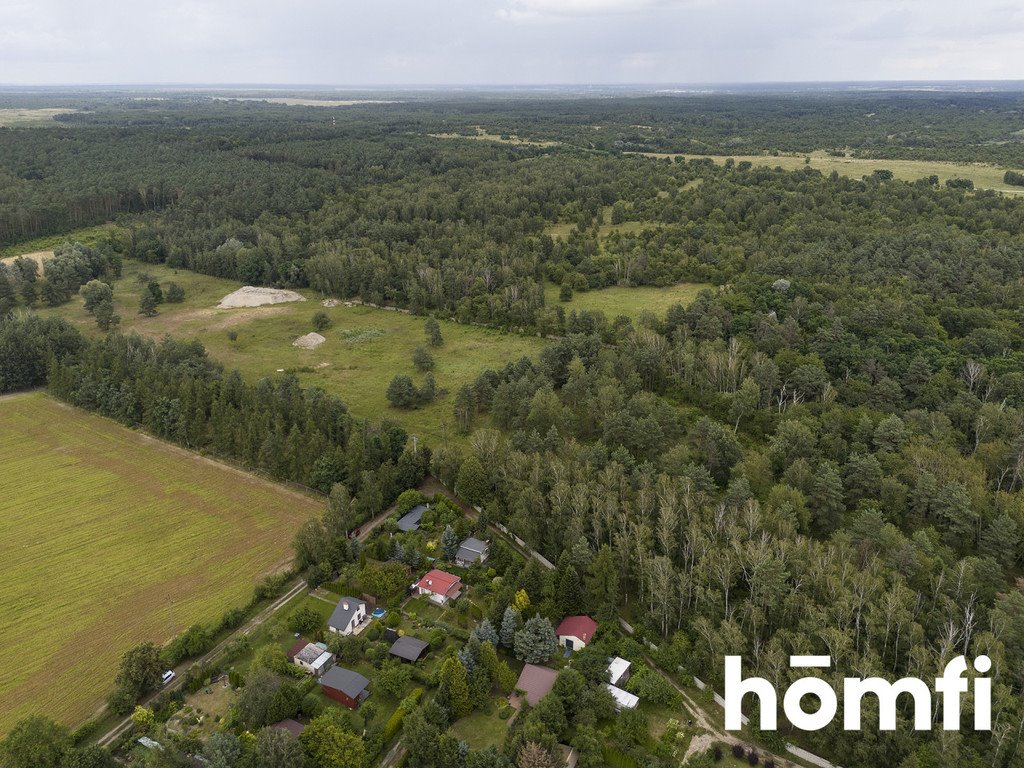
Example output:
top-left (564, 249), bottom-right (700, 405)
top-left (36, 260), bottom-right (548, 448)
top-left (0, 393), bottom-right (319, 734)
top-left (450, 705), bottom-right (511, 750)
top-left (631, 150), bottom-right (1024, 196)
top-left (544, 281), bottom-right (709, 320)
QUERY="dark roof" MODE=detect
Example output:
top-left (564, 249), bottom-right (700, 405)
top-left (389, 636), bottom-right (430, 662)
top-left (321, 666), bottom-right (370, 699)
top-left (515, 664), bottom-right (558, 707)
top-left (397, 504), bottom-right (428, 532)
top-left (383, 628), bottom-right (399, 643)
top-left (270, 719), bottom-right (305, 737)
top-left (456, 537), bottom-right (489, 564)
top-left (286, 638), bottom-right (308, 660)
top-left (328, 597), bottom-right (367, 631)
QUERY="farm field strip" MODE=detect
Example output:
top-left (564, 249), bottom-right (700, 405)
top-left (0, 394), bottom-right (318, 733)
top-left (630, 150), bottom-right (1024, 195)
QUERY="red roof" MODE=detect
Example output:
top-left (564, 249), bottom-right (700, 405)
top-left (556, 615), bottom-right (598, 643)
top-left (416, 569), bottom-right (461, 597)
top-left (286, 638), bottom-right (308, 660)
top-left (515, 663), bottom-right (558, 707)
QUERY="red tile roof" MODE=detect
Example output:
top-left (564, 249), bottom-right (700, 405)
top-left (416, 569), bottom-right (461, 598)
top-left (556, 615), bottom-right (597, 644)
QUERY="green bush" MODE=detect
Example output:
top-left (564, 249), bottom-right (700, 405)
top-left (395, 489), bottom-right (428, 515)
top-left (383, 687), bottom-right (424, 743)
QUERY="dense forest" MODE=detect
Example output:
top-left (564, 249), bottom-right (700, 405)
top-left (4, 91), bottom-right (1024, 767)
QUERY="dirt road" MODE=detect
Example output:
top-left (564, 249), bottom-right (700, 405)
top-left (96, 580), bottom-right (307, 747)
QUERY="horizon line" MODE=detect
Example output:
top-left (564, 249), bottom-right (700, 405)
top-left (2, 78), bottom-right (1024, 89)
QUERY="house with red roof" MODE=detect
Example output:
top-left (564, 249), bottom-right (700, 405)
top-left (415, 568), bottom-right (462, 605)
top-left (556, 615), bottom-right (598, 651)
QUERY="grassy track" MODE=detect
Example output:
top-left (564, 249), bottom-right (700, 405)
top-left (36, 261), bottom-right (549, 448)
top-left (0, 393), bottom-right (318, 733)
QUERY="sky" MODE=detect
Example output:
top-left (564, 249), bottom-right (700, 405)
top-left (2, 0), bottom-right (1024, 86)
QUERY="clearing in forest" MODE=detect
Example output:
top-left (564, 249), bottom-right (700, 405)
top-left (429, 125), bottom-right (560, 148)
top-left (38, 262), bottom-right (548, 447)
top-left (0, 108), bottom-right (76, 127)
top-left (0, 250), bottom-right (51, 273)
top-left (630, 150), bottom-right (1024, 195)
top-left (0, 223), bottom-right (120, 259)
top-left (543, 281), bottom-right (709, 320)
top-left (0, 393), bottom-right (318, 734)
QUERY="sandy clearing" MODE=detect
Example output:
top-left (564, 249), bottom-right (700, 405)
top-left (292, 332), bottom-right (326, 349)
top-left (0, 250), bottom-right (52, 274)
top-left (217, 286), bottom-right (306, 308)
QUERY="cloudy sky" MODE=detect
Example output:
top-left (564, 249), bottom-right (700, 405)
top-left (2, 0), bottom-right (1023, 85)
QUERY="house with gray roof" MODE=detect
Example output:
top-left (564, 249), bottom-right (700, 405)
top-left (328, 597), bottom-right (368, 636)
top-left (455, 536), bottom-right (489, 567)
top-left (293, 642), bottom-right (334, 676)
top-left (397, 504), bottom-right (429, 532)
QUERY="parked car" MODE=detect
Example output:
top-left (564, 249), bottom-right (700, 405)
top-left (161, 670), bottom-right (176, 686)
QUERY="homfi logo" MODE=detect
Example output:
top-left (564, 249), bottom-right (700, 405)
top-left (724, 655), bottom-right (991, 732)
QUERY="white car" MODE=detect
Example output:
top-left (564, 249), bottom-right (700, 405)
top-left (161, 670), bottom-right (176, 686)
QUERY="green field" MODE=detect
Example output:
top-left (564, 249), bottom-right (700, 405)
top-left (0, 224), bottom-right (119, 259)
top-left (37, 261), bottom-right (549, 447)
top-left (0, 393), bottom-right (319, 733)
top-left (544, 280), bottom-right (709, 319)
top-left (0, 108), bottom-right (77, 128)
top-left (632, 150), bottom-right (1024, 196)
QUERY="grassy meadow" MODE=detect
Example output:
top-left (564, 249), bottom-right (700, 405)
top-left (0, 393), bottom-right (318, 733)
top-left (36, 261), bottom-right (549, 447)
top-left (429, 125), bottom-right (560, 148)
top-left (0, 108), bottom-right (77, 127)
top-left (0, 223), bottom-right (120, 260)
top-left (544, 280), bottom-right (708, 320)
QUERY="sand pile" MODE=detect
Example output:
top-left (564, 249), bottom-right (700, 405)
top-left (218, 286), bottom-right (306, 308)
top-left (292, 332), bottom-right (326, 349)
top-left (321, 298), bottom-right (340, 308)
